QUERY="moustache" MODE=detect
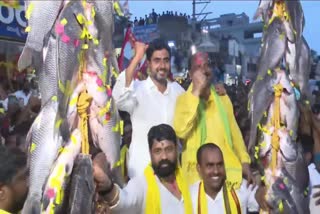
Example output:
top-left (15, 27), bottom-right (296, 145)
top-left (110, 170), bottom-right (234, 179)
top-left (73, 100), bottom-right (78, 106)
top-left (158, 159), bottom-right (173, 167)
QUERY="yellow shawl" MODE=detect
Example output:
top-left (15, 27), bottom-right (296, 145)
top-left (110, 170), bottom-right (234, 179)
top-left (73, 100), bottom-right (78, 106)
top-left (197, 181), bottom-right (241, 214)
top-left (144, 164), bottom-right (193, 214)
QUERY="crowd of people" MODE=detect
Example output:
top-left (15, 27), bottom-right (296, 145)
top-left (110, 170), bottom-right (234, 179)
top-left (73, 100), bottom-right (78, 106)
top-left (1, 38), bottom-right (320, 213)
top-left (132, 8), bottom-right (192, 26)
top-left (0, 72), bottom-right (40, 150)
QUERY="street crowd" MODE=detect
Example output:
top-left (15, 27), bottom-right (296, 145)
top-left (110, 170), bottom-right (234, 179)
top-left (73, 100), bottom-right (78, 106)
top-left (0, 38), bottom-right (320, 214)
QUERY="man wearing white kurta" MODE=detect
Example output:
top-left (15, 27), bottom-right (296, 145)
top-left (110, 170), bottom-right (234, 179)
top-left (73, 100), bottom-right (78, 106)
top-left (189, 143), bottom-right (259, 214)
top-left (94, 124), bottom-right (193, 214)
top-left (113, 39), bottom-right (184, 178)
top-left (308, 162), bottom-right (320, 213)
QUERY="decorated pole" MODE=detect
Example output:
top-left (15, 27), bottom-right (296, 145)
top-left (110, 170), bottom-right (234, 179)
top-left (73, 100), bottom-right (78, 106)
top-left (18, 0), bottom-right (124, 213)
top-left (249, 0), bottom-right (310, 213)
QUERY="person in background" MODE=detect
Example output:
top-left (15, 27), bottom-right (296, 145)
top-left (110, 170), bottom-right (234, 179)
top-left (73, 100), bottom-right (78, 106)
top-left (0, 146), bottom-right (28, 213)
top-left (308, 149), bottom-right (320, 213)
top-left (14, 80), bottom-right (31, 107)
top-left (190, 143), bottom-right (258, 213)
top-left (133, 17), bottom-right (138, 26)
top-left (310, 101), bottom-right (320, 213)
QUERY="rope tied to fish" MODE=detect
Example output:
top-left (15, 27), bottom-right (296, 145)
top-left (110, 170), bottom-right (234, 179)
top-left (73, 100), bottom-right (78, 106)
top-left (77, 91), bottom-right (92, 155)
top-left (271, 83), bottom-right (283, 176)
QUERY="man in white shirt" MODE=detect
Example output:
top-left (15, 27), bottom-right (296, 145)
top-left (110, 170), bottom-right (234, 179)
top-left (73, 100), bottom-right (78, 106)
top-left (112, 39), bottom-right (185, 178)
top-left (308, 152), bottom-right (320, 213)
top-left (14, 81), bottom-right (32, 107)
top-left (93, 124), bottom-right (193, 214)
top-left (190, 143), bottom-right (259, 214)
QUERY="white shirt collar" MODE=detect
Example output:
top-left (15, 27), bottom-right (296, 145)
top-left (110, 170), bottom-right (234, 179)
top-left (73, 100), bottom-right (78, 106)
top-left (206, 187), bottom-right (224, 202)
top-left (146, 77), bottom-right (170, 95)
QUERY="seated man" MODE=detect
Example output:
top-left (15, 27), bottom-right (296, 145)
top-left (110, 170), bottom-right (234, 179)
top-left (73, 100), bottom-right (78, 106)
top-left (94, 124), bottom-right (193, 214)
top-left (0, 146), bottom-right (28, 213)
top-left (190, 143), bottom-right (258, 214)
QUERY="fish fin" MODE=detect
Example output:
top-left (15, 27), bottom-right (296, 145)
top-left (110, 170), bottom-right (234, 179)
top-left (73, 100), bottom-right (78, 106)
top-left (22, 195), bottom-right (41, 214)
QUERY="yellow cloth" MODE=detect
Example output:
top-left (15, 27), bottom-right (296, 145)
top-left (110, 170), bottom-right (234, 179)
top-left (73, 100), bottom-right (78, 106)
top-left (120, 145), bottom-right (128, 178)
top-left (77, 91), bottom-right (92, 154)
top-left (0, 209), bottom-right (11, 214)
top-left (144, 165), bottom-right (193, 214)
top-left (271, 84), bottom-right (283, 175)
top-left (173, 84), bottom-right (250, 187)
top-left (197, 181), bottom-right (240, 214)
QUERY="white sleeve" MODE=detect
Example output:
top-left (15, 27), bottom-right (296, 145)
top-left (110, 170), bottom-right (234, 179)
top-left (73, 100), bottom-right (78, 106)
top-left (111, 176), bottom-right (146, 214)
top-left (112, 71), bottom-right (138, 115)
top-left (238, 180), bottom-right (259, 213)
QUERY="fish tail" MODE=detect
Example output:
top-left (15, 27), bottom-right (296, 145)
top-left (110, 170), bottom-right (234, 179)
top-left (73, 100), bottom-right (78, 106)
top-left (22, 195), bottom-right (41, 214)
top-left (18, 47), bottom-right (33, 71)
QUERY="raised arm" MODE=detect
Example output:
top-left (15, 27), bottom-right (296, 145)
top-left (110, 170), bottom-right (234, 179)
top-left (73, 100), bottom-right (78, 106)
top-left (112, 41), bottom-right (148, 114)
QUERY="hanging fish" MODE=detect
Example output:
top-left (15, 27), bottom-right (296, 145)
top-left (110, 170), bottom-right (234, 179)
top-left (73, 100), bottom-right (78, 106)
top-left (42, 129), bottom-right (82, 214)
top-left (22, 97), bottom-right (62, 214)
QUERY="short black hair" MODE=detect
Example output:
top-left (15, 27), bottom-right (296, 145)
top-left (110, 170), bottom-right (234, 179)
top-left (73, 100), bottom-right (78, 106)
top-left (146, 38), bottom-right (171, 61)
top-left (196, 143), bottom-right (223, 165)
top-left (148, 124), bottom-right (177, 150)
top-left (0, 145), bottom-right (27, 184)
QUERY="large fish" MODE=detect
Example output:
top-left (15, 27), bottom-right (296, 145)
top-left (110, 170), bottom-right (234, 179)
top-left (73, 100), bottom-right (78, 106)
top-left (285, 0), bottom-right (305, 41)
top-left (261, 130), bottom-right (309, 214)
top-left (22, 97), bottom-right (62, 214)
top-left (281, 143), bottom-right (309, 214)
top-left (295, 37), bottom-right (311, 98)
top-left (54, 1), bottom-right (85, 137)
top-left (248, 75), bottom-right (275, 151)
top-left (256, 17), bottom-right (287, 79)
top-left (84, 0), bottom-right (118, 98)
top-left (89, 100), bottom-right (124, 186)
top-left (248, 17), bottom-right (287, 150)
top-left (253, 0), bottom-right (273, 22)
top-left (93, 0), bottom-right (117, 82)
top-left (42, 129), bottom-right (82, 214)
top-left (18, 0), bottom-right (64, 71)
top-left (285, 37), bottom-right (310, 100)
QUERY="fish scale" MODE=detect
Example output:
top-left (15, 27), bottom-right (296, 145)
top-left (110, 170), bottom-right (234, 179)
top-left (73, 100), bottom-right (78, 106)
top-left (42, 129), bottom-right (82, 213)
top-left (89, 99), bottom-right (124, 186)
top-left (22, 99), bottom-right (62, 214)
top-left (38, 35), bottom-right (58, 107)
top-left (90, 0), bottom-right (115, 83)
top-left (18, 0), bottom-right (64, 71)
top-left (56, 2), bottom-right (85, 123)
top-left (248, 17), bottom-right (287, 151)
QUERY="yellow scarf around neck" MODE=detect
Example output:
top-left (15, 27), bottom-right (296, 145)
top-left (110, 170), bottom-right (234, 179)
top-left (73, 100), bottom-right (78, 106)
top-left (144, 164), bottom-right (193, 214)
top-left (197, 181), bottom-right (241, 214)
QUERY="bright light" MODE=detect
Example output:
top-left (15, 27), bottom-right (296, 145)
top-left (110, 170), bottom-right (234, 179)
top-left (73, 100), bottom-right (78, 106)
top-left (202, 29), bottom-right (208, 34)
top-left (168, 41), bottom-right (175, 48)
top-left (191, 45), bottom-right (197, 55)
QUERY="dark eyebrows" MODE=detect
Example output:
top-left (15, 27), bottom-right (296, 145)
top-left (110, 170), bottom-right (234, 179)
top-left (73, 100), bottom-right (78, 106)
top-left (152, 57), bottom-right (169, 61)
top-left (205, 160), bottom-right (224, 165)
